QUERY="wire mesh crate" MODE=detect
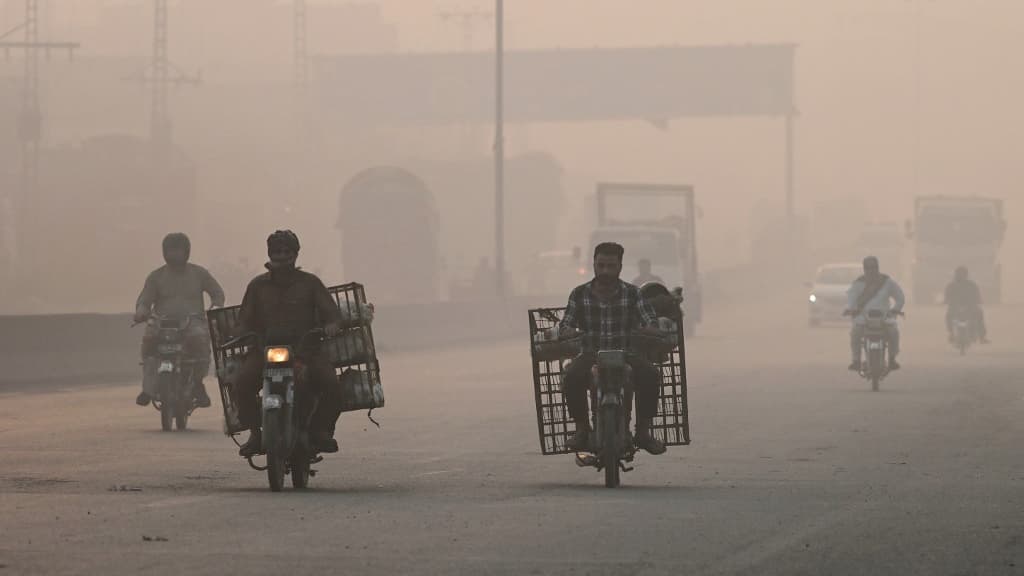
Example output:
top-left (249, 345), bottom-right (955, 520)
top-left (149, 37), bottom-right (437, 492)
top-left (325, 283), bottom-right (383, 413)
top-left (207, 305), bottom-right (248, 435)
top-left (528, 307), bottom-right (691, 455)
top-left (206, 282), bottom-right (384, 435)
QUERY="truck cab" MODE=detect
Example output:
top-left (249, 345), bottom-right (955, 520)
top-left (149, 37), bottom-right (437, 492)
top-left (589, 182), bottom-right (702, 336)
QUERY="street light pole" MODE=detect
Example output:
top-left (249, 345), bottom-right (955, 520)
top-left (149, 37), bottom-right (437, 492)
top-left (494, 0), bottom-right (505, 298)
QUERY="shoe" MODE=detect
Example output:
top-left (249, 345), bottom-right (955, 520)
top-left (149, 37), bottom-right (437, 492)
top-left (980, 337), bottom-right (990, 344)
top-left (136, 392), bottom-right (152, 406)
top-left (238, 430), bottom-right (263, 457)
top-left (635, 430), bottom-right (667, 455)
top-left (568, 427), bottom-right (591, 452)
top-left (848, 361), bottom-right (861, 372)
top-left (193, 383), bottom-right (212, 408)
top-left (315, 437), bottom-right (339, 454)
top-left (888, 359), bottom-right (901, 371)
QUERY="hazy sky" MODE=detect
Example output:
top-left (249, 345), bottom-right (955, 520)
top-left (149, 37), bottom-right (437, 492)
top-left (1, 1), bottom-right (1021, 311)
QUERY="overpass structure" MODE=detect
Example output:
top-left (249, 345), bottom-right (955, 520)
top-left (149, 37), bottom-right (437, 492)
top-left (312, 43), bottom-right (799, 226)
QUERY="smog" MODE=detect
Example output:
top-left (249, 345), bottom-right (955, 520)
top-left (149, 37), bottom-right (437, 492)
top-left (0, 2), bottom-right (1021, 575)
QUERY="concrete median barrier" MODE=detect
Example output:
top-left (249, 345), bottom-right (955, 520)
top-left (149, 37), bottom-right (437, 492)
top-left (0, 297), bottom-right (556, 387)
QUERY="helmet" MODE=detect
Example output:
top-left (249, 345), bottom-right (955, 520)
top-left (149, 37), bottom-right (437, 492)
top-left (267, 229), bottom-right (300, 253)
top-left (863, 256), bottom-right (879, 273)
top-left (162, 232), bottom-right (191, 262)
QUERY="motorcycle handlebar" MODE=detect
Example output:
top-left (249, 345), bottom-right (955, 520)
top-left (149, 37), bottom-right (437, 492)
top-left (219, 328), bottom-right (326, 351)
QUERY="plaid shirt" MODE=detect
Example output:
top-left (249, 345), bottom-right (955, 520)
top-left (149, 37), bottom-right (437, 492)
top-left (559, 279), bottom-right (657, 352)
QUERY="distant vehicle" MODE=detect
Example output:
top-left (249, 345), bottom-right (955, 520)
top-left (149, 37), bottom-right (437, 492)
top-left (807, 263), bottom-right (862, 326)
top-left (908, 196), bottom-right (1005, 304)
top-left (854, 310), bottom-right (902, 391)
top-left (524, 248), bottom-right (587, 296)
top-left (589, 182), bottom-right (701, 336)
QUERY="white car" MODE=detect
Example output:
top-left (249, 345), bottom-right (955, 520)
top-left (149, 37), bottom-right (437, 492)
top-left (808, 263), bottom-right (863, 326)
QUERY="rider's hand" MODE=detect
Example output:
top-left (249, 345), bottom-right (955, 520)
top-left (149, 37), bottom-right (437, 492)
top-left (639, 325), bottom-right (663, 336)
top-left (133, 311), bottom-right (148, 324)
top-left (324, 322), bottom-right (342, 338)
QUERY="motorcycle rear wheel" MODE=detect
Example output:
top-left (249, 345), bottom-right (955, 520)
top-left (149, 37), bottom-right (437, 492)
top-left (602, 405), bottom-right (622, 488)
top-left (291, 453), bottom-right (310, 489)
top-left (175, 401), bottom-right (189, 430)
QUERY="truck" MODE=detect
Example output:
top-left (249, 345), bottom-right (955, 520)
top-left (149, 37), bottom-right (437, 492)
top-left (909, 196), bottom-right (1006, 304)
top-left (590, 182), bottom-right (702, 336)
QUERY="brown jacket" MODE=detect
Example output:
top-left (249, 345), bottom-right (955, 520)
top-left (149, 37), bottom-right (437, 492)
top-left (237, 267), bottom-right (341, 345)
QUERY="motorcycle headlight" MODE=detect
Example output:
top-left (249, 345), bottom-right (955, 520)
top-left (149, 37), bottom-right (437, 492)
top-left (265, 347), bottom-right (290, 363)
top-left (809, 294), bottom-right (817, 303)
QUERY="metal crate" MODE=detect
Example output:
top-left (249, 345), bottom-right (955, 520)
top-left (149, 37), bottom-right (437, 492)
top-left (325, 283), bottom-right (383, 413)
top-left (206, 282), bottom-right (383, 436)
top-left (528, 307), bottom-right (691, 455)
top-left (207, 305), bottom-right (248, 435)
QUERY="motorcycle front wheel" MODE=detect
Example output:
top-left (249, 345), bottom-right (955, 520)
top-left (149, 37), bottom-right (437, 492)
top-left (263, 417), bottom-right (285, 492)
top-left (868, 347), bottom-right (883, 391)
top-left (602, 405), bottom-right (622, 488)
top-left (158, 375), bottom-right (174, 431)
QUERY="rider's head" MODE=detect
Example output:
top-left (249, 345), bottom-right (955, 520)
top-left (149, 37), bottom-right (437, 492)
top-left (637, 258), bottom-right (652, 276)
top-left (955, 265), bottom-right (969, 282)
top-left (266, 229), bottom-right (300, 271)
top-left (863, 256), bottom-right (880, 280)
top-left (162, 233), bottom-right (191, 268)
top-left (593, 242), bottom-right (624, 285)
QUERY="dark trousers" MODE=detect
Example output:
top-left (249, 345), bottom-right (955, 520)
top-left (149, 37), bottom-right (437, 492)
top-left (947, 305), bottom-right (987, 338)
top-left (234, 352), bottom-right (341, 437)
top-left (562, 352), bottom-right (662, 424)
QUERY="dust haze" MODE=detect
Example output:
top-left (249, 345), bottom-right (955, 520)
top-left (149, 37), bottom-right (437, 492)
top-left (0, 0), bottom-right (1020, 321)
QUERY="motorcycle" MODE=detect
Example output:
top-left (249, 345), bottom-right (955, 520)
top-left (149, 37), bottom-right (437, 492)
top-left (220, 328), bottom-right (326, 492)
top-left (562, 331), bottom-right (676, 488)
top-left (950, 308), bottom-right (976, 356)
top-left (851, 309), bottom-right (902, 391)
top-left (136, 313), bottom-right (205, 431)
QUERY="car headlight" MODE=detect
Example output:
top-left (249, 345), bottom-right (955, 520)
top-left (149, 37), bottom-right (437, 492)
top-left (265, 347), bottom-right (290, 363)
top-left (809, 294), bottom-right (817, 303)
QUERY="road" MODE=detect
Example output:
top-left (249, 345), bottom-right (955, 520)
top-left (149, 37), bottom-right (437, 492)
top-left (1, 301), bottom-right (1022, 575)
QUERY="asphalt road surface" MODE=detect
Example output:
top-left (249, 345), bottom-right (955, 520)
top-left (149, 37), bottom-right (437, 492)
top-left (2, 302), bottom-right (1022, 575)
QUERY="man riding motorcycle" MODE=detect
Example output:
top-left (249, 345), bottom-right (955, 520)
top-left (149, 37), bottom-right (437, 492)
top-left (134, 233), bottom-right (224, 407)
top-left (234, 230), bottom-right (343, 458)
top-left (558, 242), bottom-right (667, 456)
top-left (846, 256), bottom-right (905, 371)
top-left (944, 266), bottom-right (989, 344)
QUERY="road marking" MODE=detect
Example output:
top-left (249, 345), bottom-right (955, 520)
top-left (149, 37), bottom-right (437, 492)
top-left (411, 468), bottom-right (464, 478)
top-left (143, 496), bottom-right (215, 509)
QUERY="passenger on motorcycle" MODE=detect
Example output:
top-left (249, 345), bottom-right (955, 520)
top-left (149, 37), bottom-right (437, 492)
top-left (944, 266), bottom-right (989, 344)
top-left (846, 256), bottom-right (905, 372)
top-left (134, 233), bottom-right (224, 407)
top-left (632, 258), bottom-right (664, 286)
top-left (558, 242), bottom-right (667, 455)
top-left (234, 230), bottom-right (344, 458)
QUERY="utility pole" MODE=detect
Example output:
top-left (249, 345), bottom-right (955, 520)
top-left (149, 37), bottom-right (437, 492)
top-left (0, 0), bottom-right (78, 275)
top-left (292, 0), bottom-right (309, 159)
top-left (493, 0), bottom-right (505, 298)
top-left (128, 0), bottom-right (200, 149)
